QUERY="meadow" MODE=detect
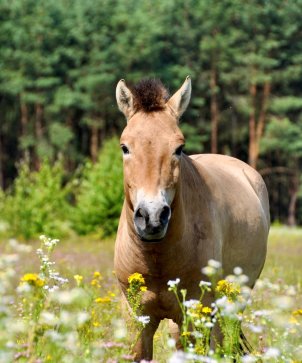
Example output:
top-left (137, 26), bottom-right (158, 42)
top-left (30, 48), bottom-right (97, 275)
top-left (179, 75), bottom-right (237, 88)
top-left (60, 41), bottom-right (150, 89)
top-left (0, 226), bottom-right (301, 362)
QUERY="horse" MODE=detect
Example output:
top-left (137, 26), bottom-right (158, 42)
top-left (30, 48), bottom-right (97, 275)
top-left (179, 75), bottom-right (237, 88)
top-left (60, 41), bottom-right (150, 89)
top-left (114, 76), bottom-right (270, 361)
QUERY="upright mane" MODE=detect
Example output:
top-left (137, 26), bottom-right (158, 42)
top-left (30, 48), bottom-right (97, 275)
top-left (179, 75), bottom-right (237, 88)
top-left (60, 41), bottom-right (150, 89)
top-left (132, 79), bottom-right (169, 113)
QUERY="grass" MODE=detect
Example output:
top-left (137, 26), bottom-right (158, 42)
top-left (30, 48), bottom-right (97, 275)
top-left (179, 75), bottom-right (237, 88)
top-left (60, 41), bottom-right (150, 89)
top-left (0, 226), bottom-right (301, 362)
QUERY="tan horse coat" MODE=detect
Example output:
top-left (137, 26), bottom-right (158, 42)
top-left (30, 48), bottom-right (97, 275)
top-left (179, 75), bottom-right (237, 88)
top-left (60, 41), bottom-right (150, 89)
top-left (114, 78), bottom-right (270, 361)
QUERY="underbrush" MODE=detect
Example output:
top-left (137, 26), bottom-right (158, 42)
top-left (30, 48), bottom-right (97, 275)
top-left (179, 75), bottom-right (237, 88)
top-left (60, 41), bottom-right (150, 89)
top-left (0, 235), bottom-right (301, 362)
top-left (0, 137), bottom-right (124, 240)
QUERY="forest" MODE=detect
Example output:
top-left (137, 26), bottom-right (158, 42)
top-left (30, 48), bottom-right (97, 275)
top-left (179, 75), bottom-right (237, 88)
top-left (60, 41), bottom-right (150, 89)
top-left (1, 0), bottom-right (302, 238)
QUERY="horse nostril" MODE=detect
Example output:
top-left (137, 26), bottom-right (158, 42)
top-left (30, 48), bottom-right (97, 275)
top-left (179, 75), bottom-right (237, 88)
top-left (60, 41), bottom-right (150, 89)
top-left (159, 206), bottom-right (171, 226)
top-left (134, 207), bottom-right (149, 228)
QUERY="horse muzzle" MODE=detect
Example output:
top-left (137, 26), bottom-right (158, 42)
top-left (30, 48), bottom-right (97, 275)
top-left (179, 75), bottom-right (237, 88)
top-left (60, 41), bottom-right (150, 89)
top-left (133, 203), bottom-right (171, 242)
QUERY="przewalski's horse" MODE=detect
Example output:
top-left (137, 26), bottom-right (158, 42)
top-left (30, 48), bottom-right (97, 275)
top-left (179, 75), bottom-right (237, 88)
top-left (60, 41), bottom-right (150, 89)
top-left (114, 77), bottom-right (270, 361)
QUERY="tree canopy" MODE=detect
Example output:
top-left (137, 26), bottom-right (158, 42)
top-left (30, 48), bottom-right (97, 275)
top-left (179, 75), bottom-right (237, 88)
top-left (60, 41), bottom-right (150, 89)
top-left (1, 0), bottom-right (302, 225)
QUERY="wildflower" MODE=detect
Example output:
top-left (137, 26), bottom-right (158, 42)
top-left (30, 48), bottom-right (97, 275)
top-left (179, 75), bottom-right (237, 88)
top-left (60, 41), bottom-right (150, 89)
top-left (90, 279), bottom-right (100, 287)
top-left (202, 306), bottom-right (212, 314)
top-left (77, 312), bottom-right (89, 325)
top-left (272, 295), bottom-right (294, 310)
top-left (201, 266), bottom-right (216, 277)
top-left (199, 281), bottom-right (211, 287)
top-left (140, 286), bottom-right (147, 292)
top-left (233, 266), bottom-right (243, 275)
top-left (205, 321), bottom-right (214, 328)
top-left (95, 296), bottom-right (111, 303)
top-left (40, 311), bottom-right (58, 326)
top-left (183, 299), bottom-right (199, 308)
top-left (20, 273), bottom-right (45, 287)
top-left (293, 309), bottom-right (302, 316)
top-left (74, 274), bottom-right (83, 286)
top-left (136, 315), bottom-right (150, 325)
top-left (242, 355), bottom-right (257, 363)
top-left (128, 272), bottom-right (145, 284)
top-left (93, 271), bottom-right (102, 279)
top-left (208, 259), bottom-right (221, 269)
top-left (167, 278), bottom-right (180, 288)
top-left (181, 331), bottom-right (191, 337)
top-left (263, 347), bottom-right (280, 359)
top-left (215, 279), bottom-right (240, 299)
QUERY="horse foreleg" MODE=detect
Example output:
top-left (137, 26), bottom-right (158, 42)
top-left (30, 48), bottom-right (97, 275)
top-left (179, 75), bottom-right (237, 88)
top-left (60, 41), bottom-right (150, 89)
top-left (133, 317), bottom-right (160, 362)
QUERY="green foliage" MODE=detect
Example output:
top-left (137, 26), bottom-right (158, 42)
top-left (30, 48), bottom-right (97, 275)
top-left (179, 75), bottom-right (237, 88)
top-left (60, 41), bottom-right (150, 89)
top-left (261, 117), bottom-right (302, 158)
top-left (0, 0), bottom-right (302, 225)
top-left (72, 137), bottom-right (124, 237)
top-left (1, 159), bottom-right (71, 239)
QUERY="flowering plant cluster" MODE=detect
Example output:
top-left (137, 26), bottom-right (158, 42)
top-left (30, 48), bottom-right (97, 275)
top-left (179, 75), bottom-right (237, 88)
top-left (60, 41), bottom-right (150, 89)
top-left (0, 234), bottom-right (302, 362)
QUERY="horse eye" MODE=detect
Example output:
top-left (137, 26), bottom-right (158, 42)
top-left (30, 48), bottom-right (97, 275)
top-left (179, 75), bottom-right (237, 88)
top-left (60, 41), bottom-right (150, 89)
top-left (175, 145), bottom-right (184, 156)
top-left (121, 144), bottom-right (130, 155)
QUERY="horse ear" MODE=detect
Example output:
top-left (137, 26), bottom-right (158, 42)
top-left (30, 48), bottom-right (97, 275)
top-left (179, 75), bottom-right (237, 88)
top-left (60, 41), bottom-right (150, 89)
top-left (167, 76), bottom-right (191, 120)
top-left (116, 79), bottom-right (135, 120)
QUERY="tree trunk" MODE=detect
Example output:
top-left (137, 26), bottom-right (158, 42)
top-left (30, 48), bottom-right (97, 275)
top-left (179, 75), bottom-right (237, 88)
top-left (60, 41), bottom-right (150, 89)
top-left (248, 80), bottom-right (271, 169)
top-left (0, 132), bottom-right (3, 189)
top-left (35, 103), bottom-right (44, 169)
top-left (210, 64), bottom-right (219, 154)
top-left (65, 112), bottom-right (74, 171)
top-left (288, 172), bottom-right (299, 226)
top-left (248, 83), bottom-right (257, 168)
top-left (20, 95), bottom-right (29, 159)
top-left (90, 123), bottom-right (99, 163)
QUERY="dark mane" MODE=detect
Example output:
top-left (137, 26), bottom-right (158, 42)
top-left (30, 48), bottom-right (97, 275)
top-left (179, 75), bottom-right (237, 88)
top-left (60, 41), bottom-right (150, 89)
top-left (132, 79), bottom-right (169, 113)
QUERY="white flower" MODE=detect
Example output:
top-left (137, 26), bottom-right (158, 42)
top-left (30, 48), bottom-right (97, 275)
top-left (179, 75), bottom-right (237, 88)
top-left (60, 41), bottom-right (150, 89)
top-left (183, 299), bottom-right (199, 308)
top-left (247, 324), bottom-right (263, 333)
top-left (40, 311), bottom-right (58, 326)
top-left (201, 266), bottom-right (216, 277)
top-left (136, 315), bottom-right (150, 325)
top-left (264, 347), bottom-right (280, 359)
top-left (167, 278), bottom-right (180, 288)
top-left (242, 355), bottom-right (257, 363)
top-left (77, 312), bottom-right (89, 325)
top-left (215, 296), bottom-right (228, 308)
top-left (273, 295), bottom-right (294, 310)
top-left (238, 274), bottom-right (249, 285)
top-left (205, 322), bottom-right (214, 328)
top-left (233, 266), bottom-right (243, 275)
top-left (208, 259), bottom-right (221, 269)
top-left (45, 330), bottom-right (62, 342)
top-left (199, 281), bottom-right (211, 287)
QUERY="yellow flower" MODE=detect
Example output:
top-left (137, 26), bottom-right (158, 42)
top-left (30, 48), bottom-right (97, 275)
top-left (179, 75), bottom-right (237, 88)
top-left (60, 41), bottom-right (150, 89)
top-left (215, 279), bottom-right (240, 299)
top-left (95, 296), bottom-right (111, 303)
top-left (181, 331), bottom-right (191, 337)
top-left (93, 321), bottom-right (100, 327)
top-left (21, 273), bottom-right (45, 287)
top-left (140, 286), bottom-right (147, 292)
top-left (107, 290), bottom-right (116, 297)
top-left (74, 275), bottom-right (83, 286)
top-left (93, 271), bottom-right (103, 279)
top-left (293, 309), bottom-right (302, 316)
top-left (128, 272), bottom-right (145, 285)
top-left (90, 279), bottom-right (100, 287)
top-left (202, 306), bottom-right (212, 314)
